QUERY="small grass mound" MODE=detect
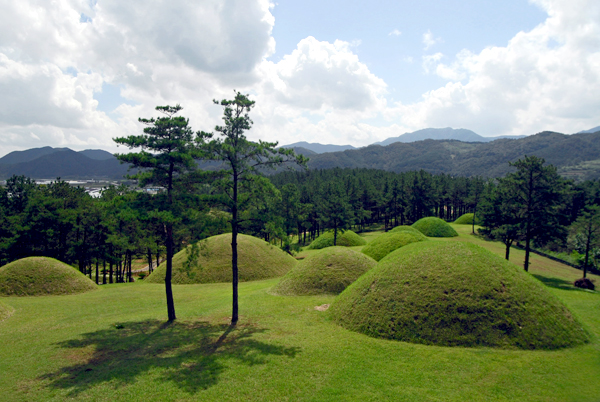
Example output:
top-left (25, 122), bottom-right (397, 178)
top-left (146, 233), bottom-right (297, 284)
top-left (389, 225), bottom-right (425, 236)
top-left (412, 217), bottom-right (458, 237)
top-left (309, 230), bottom-right (366, 249)
top-left (454, 213), bottom-right (480, 225)
top-left (272, 247), bottom-right (377, 296)
top-left (0, 257), bottom-right (97, 296)
top-left (362, 232), bottom-right (427, 261)
top-left (0, 301), bottom-right (14, 321)
top-left (330, 241), bottom-right (589, 349)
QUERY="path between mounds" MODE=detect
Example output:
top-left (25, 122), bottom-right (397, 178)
top-left (132, 259), bottom-right (165, 274)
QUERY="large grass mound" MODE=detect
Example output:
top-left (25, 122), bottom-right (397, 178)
top-left (362, 232), bottom-right (427, 261)
top-left (389, 225), bottom-right (426, 236)
top-left (272, 247), bottom-right (377, 296)
top-left (0, 257), bottom-right (97, 296)
top-left (330, 241), bottom-right (589, 349)
top-left (412, 217), bottom-right (458, 237)
top-left (309, 230), bottom-right (366, 249)
top-left (146, 233), bottom-right (297, 284)
top-left (454, 213), bottom-right (480, 225)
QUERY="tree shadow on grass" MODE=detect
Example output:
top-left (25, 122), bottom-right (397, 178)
top-left (39, 320), bottom-right (300, 396)
top-left (532, 274), bottom-right (580, 291)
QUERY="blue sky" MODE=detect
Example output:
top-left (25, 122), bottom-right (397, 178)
top-left (0, 0), bottom-right (598, 156)
top-left (269, 0), bottom-right (547, 103)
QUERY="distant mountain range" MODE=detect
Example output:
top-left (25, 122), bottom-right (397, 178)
top-left (372, 127), bottom-right (526, 146)
top-left (281, 127), bottom-right (525, 153)
top-left (0, 147), bottom-right (131, 180)
top-left (279, 142), bottom-right (356, 153)
top-left (2, 128), bottom-right (600, 181)
top-left (577, 126), bottom-right (600, 134)
top-left (306, 131), bottom-right (600, 180)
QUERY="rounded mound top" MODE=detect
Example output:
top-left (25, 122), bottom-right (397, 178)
top-left (362, 231), bottom-right (427, 261)
top-left (0, 257), bottom-right (97, 296)
top-left (454, 213), bottom-right (480, 225)
top-left (412, 217), bottom-right (458, 237)
top-left (389, 226), bottom-right (425, 236)
top-left (146, 233), bottom-right (297, 284)
top-left (330, 241), bottom-right (588, 349)
top-left (272, 247), bottom-right (376, 296)
top-left (309, 230), bottom-right (366, 250)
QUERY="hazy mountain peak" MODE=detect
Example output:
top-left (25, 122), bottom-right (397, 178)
top-left (279, 141), bottom-right (356, 154)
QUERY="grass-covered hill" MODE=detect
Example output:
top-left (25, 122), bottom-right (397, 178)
top-left (412, 217), bottom-right (458, 237)
top-left (146, 234), bottom-right (297, 284)
top-left (389, 225), bottom-right (426, 236)
top-left (330, 241), bottom-right (589, 349)
top-left (0, 257), bottom-right (97, 296)
top-left (308, 230), bottom-right (366, 249)
top-left (362, 231), bottom-right (427, 261)
top-left (454, 213), bottom-right (480, 225)
top-left (271, 247), bottom-right (377, 296)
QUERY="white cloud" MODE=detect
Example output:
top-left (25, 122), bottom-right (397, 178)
top-left (392, 0), bottom-right (600, 136)
top-left (259, 37), bottom-right (387, 113)
top-left (389, 29), bottom-right (402, 36)
top-left (1, 0), bottom-right (600, 156)
top-left (422, 52), bottom-right (444, 74)
top-left (422, 29), bottom-right (441, 50)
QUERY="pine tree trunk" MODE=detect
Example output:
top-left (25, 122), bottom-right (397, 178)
top-left (231, 171), bottom-right (239, 326)
top-left (165, 223), bottom-right (176, 321)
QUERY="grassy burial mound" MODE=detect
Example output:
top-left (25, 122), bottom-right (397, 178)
top-left (0, 257), bottom-right (97, 296)
top-left (411, 217), bottom-right (458, 237)
top-left (389, 225), bottom-right (427, 237)
top-left (454, 213), bottom-right (480, 225)
top-left (308, 230), bottom-right (366, 250)
top-left (330, 241), bottom-right (589, 349)
top-left (272, 247), bottom-right (377, 296)
top-left (362, 231), bottom-right (428, 261)
top-left (146, 233), bottom-right (297, 284)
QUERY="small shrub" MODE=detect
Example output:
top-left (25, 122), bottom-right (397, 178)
top-left (574, 278), bottom-right (595, 290)
top-left (138, 272), bottom-right (147, 280)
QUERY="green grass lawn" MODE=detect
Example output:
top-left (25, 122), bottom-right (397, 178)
top-left (1, 226), bottom-right (599, 401)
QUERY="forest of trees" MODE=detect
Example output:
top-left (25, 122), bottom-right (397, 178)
top-left (2, 164), bottom-right (599, 276)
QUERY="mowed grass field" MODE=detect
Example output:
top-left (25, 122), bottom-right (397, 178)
top-left (1, 225), bottom-right (600, 401)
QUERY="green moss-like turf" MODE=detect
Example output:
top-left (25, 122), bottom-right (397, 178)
top-left (146, 233), bottom-right (297, 284)
top-left (0, 257), bottom-right (97, 296)
top-left (0, 301), bottom-right (13, 321)
top-left (389, 225), bottom-right (425, 236)
top-left (454, 213), bottom-right (480, 225)
top-left (309, 230), bottom-right (366, 249)
top-left (272, 247), bottom-right (377, 296)
top-left (362, 232), bottom-right (427, 261)
top-left (412, 217), bottom-right (458, 237)
top-left (330, 241), bottom-right (589, 349)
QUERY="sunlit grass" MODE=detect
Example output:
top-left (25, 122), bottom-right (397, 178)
top-left (0, 226), bottom-right (599, 401)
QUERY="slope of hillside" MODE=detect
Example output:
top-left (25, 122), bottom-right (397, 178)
top-left (308, 131), bottom-right (600, 179)
top-left (0, 149), bottom-right (131, 180)
top-left (279, 142), bottom-right (356, 154)
top-left (0, 146), bottom-right (69, 165)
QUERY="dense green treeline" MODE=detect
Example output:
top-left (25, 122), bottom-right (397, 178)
top-left (2, 164), bottom-right (599, 276)
top-left (270, 168), bottom-right (485, 241)
top-left (0, 176), bottom-right (228, 281)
